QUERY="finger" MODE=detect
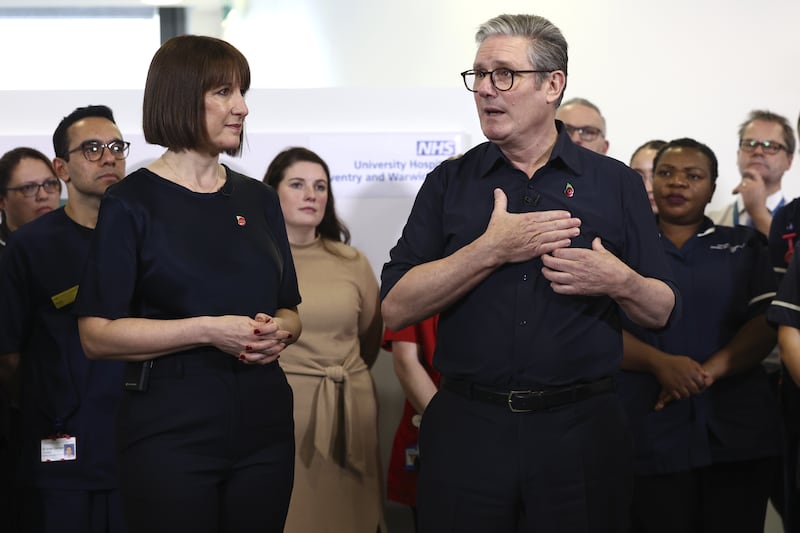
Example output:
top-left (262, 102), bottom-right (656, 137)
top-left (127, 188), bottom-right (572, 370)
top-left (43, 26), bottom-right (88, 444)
top-left (493, 188), bottom-right (508, 213)
top-left (254, 313), bottom-right (273, 323)
top-left (591, 236), bottom-right (605, 252)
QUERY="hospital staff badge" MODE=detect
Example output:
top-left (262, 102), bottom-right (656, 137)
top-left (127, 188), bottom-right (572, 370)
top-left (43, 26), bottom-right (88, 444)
top-left (236, 215), bottom-right (247, 226)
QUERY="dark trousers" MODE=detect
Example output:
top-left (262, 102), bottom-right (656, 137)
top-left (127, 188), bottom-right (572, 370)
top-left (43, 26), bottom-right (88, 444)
top-left (630, 457), bottom-right (776, 533)
top-left (778, 371), bottom-right (800, 532)
top-left (20, 487), bottom-right (126, 533)
top-left (116, 355), bottom-right (294, 533)
top-left (417, 387), bottom-right (633, 533)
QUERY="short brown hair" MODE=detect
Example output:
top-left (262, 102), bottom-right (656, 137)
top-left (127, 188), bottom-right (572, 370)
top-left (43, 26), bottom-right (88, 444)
top-left (143, 35), bottom-right (251, 156)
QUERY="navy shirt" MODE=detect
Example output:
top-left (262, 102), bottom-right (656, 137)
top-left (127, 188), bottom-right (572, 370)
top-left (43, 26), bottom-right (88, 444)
top-left (381, 122), bottom-right (678, 388)
top-left (74, 166), bottom-right (300, 323)
top-left (0, 208), bottom-right (124, 489)
top-left (619, 220), bottom-right (780, 475)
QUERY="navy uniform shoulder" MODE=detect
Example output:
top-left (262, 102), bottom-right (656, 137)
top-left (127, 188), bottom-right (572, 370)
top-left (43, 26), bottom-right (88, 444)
top-left (713, 222), bottom-right (767, 247)
top-left (773, 197), bottom-right (800, 234)
top-left (7, 207), bottom-right (66, 243)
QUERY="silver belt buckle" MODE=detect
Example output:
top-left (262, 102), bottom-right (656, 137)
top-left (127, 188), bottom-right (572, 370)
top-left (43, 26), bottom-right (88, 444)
top-left (507, 389), bottom-right (537, 413)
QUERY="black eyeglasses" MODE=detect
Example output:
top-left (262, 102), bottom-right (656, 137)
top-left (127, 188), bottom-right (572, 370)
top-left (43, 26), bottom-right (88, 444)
top-left (564, 124), bottom-right (604, 142)
top-left (739, 139), bottom-right (787, 155)
top-left (4, 178), bottom-right (61, 198)
top-left (67, 140), bottom-right (130, 162)
top-left (460, 68), bottom-right (554, 92)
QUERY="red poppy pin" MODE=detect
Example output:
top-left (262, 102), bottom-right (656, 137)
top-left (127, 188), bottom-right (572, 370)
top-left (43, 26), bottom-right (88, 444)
top-left (564, 183), bottom-right (575, 198)
top-left (236, 215), bottom-right (247, 226)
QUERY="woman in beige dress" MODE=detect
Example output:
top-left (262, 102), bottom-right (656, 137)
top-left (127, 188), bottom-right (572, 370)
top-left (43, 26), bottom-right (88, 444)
top-left (264, 147), bottom-right (384, 532)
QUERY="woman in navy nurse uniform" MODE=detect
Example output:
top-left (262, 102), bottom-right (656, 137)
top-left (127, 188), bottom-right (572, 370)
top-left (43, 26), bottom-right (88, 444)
top-left (73, 35), bottom-right (301, 533)
top-left (618, 138), bottom-right (781, 533)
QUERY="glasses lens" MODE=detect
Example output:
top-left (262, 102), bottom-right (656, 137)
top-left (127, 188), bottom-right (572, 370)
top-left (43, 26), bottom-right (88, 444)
top-left (108, 141), bottom-right (129, 159)
top-left (579, 127), bottom-right (601, 141)
top-left (492, 69), bottom-right (514, 91)
top-left (565, 125), bottom-right (601, 141)
top-left (82, 142), bottom-right (103, 161)
top-left (42, 179), bottom-right (60, 193)
top-left (20, 183), bottom-right (38, 197)
top-left (742, 140), bottom-right (784, 154)
top-left (462, 71), bottom-right (477, 92)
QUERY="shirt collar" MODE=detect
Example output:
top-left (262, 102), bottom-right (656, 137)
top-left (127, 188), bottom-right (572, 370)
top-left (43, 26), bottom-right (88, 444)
top-left (477, 120), bottom-right (583, 179)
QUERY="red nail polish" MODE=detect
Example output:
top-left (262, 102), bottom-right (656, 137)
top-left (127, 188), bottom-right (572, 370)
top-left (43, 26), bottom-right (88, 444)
top-left (238, 355), bottom-right (246, 361)
top-left (287, 333), bottom-right (293, 339)
top-left (245, 345), bottom-right (253, 351)
top-left (254, 329), bottom-right (261, 334)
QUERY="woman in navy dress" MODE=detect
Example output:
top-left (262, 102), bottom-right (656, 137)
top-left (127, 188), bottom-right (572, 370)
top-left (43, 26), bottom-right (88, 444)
top-left (74, 35), bottom-right (301, 533)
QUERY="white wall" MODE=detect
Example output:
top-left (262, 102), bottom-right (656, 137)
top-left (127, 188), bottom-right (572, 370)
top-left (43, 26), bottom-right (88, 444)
top-left (224, 0), bottom-right (800, 208)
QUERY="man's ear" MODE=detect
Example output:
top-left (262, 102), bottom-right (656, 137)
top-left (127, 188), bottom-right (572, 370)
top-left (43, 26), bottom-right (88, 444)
top-left (52, 157), bottom-right (70, 184)
top-left (545, 70), bottom-right (566, 105)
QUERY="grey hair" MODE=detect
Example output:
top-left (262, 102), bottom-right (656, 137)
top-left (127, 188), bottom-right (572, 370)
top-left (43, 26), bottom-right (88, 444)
top-left (560, 97), bottom-right (607, 132)
top-left (475, 14), bottom-right (568, 105)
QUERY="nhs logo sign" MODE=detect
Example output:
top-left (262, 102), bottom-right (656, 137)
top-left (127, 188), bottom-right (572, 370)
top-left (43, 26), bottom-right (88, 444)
top-left (416, 140), bottom-right (456, 156)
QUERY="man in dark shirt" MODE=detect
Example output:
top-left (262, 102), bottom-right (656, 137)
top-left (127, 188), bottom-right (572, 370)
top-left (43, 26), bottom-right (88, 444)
top-left (0, 105), bottom-right (128, 533)
top-left (380, 13), bottom-right (678, 533)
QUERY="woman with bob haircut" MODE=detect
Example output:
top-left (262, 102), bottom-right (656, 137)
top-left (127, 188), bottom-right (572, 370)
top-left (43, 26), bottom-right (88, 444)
top-left (264, 147), bottom-right (384, 532)
top-left (74, 35), bottom-right (301, 533)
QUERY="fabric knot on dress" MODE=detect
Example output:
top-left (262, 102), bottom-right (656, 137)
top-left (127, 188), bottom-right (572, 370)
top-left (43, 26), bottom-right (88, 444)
top-left (324, 365), bottom-right (346, 383)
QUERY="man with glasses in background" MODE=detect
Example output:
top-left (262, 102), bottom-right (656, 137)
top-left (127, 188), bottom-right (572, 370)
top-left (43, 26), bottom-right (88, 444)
top-left (555, 97), bottom-right (609, 154)
top-left (708, 110), bottom-right (795, 236)
top-left (381, 13), bottom-right (678, 533)
top-left (0, 105), bottom-right (128, 533)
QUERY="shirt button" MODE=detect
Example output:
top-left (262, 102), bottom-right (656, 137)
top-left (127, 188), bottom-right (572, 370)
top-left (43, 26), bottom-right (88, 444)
top-left (524, 195), bottom-right (533, 205)
top-left (519, 320), bottom-right (528, 326)
top-left (522, 274), bottom-right (528, 281)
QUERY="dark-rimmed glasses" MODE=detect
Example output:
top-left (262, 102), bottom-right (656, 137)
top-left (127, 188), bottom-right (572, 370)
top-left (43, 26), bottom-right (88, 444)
top-left (564, 125), bottom-right (604, 142)
top-left (739, 139), bottom-right (787, 155)
top-left (67, 140), bottom-right (130, 162)
top-left (460, 68), bottom-right (554, 92)
top-left (4, 178), bottom-right (61, 198)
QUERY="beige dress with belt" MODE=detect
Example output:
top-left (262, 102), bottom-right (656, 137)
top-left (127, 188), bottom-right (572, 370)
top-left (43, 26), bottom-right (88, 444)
top-left (280, 238), bottom-right (385, 533)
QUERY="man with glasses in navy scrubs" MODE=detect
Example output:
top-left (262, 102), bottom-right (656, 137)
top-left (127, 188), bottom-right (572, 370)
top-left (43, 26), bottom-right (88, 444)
top-left (381, 13), bottom-right (679, 533)
top-left (0, 105), bottom-right (128, 533)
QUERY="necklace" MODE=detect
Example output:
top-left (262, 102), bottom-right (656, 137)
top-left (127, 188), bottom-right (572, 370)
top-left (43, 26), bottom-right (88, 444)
top-left (161, 153), bottom-right (224, 193)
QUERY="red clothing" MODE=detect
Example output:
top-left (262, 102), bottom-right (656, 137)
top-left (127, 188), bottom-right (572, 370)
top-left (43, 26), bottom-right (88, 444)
top-left (382, 315), bottom-right (440, 506)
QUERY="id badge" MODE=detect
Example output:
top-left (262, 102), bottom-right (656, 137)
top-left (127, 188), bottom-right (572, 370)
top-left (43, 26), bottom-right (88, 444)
top-left (404, 444), bottom-right (419, 471)
top-left (41, 435), bottom-right (77, 462)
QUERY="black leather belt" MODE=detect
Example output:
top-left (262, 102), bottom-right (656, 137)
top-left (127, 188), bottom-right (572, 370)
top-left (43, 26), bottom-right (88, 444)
top-left (441, 376), bottom-right (615, 413)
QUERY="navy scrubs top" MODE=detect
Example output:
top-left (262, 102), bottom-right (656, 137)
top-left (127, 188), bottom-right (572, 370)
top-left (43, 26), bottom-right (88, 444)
top-left (619, 220), bottom-right (780, 475)
top-left (0, 208), bottom-right (124, 489)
